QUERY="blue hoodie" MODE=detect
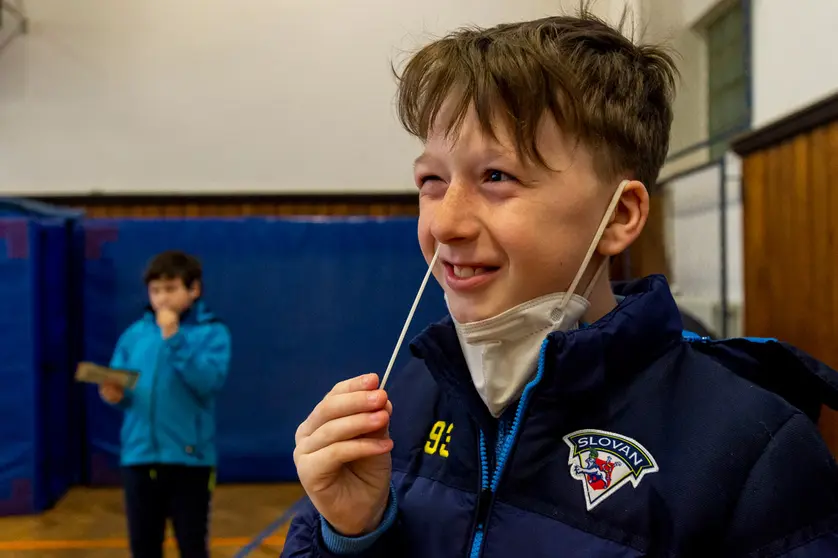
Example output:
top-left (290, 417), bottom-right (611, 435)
top-left (282, 275), bottom-right (838, 558)
top-left (108, 299), bottom-right (231, 467)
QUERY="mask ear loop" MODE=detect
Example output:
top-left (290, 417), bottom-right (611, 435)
top-left (550, 257), bottom-right (607, 331)
top-left (557, 180), bottom-right (629, 324)
top-left (381, 244), bottom-right (441, 390)
top-left (582, 256), bottom-right (608, 300)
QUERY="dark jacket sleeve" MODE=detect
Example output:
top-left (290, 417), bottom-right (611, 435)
top-left (281, 488), bottom-right (403, 557)
top-left (723, 412), bottom-right (838, 557)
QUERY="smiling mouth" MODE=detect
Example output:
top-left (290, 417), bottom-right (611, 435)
top-left (450, 264), bottom-right (498, 278)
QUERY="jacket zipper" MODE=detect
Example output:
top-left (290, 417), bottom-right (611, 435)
top-left (469, 433), bottom-right (491, 558)
top-left (467, 338), bottom-right (550, 557)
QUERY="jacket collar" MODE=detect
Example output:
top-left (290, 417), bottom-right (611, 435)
top-left (409, 275), bottom-right (684, 431)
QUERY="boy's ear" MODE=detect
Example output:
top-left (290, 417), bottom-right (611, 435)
top-left (597, 180), bottom-right (649, 256)
top-left (188, 279), bottom-right (202, 300)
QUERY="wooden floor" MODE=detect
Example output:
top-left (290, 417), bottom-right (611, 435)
top-left (0, 483), bottom-right (306, 557)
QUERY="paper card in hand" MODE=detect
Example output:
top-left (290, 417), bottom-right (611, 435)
top-left (75, 362), bottom-right (139, 389)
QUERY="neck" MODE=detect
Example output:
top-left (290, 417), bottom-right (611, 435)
top-left (582, 270), bottom-right (617, 324)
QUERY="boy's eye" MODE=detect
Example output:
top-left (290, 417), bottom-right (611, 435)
top-left (486, 169), bottom-right (514, 183)
top-left (416, 175), bottom-right (447, 197)
top-left (418, 175), bottom-right (442, 186)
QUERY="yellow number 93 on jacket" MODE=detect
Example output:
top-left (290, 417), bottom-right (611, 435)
top-left (424, 420), bottom-right (454, 458)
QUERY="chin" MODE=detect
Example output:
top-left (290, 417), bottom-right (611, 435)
top-left (446, 299), bottom-right (498, 324)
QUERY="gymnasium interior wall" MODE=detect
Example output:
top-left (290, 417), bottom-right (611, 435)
top-left (0, 1), bottom-right (655, 516)
top-left (0, 0), bottom-right (621, 197)
top-left (0, 202), bottom-right (450, 514)
top-left (3, 0), bottom-right (838, 515)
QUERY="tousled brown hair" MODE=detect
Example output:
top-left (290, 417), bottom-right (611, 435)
top-left (144, 250), bottom-right (202, 289)
top-left (394, 6), bottom-right (678, 187)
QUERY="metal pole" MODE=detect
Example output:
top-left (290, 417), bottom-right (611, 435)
top-left (719, 158), bottom-right (729, 338)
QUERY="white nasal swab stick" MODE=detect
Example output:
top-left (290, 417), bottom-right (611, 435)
top-left (380, 244), bottom-right (441, 390)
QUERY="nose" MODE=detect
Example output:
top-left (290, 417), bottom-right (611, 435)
top-left (429, 181), bottom-right (480, 245)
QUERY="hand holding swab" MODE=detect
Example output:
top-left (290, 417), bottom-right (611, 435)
top-left (380, 244), bottom-right (441, 390)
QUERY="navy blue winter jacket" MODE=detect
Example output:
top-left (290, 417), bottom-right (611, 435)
top-left (282, 275), bottom-right (838, 557)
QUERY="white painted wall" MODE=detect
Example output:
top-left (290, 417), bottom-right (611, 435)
top-left (640, 0), bottom-right (713, 182)
top-left (751, 0), bottom-right (838, 127)
top-left (0, 0), bottom-right (625, 196)
top-left (665, 156), bottom-right (742, 303)
top-left (657, 26), bottom-right (708, 182)
top-left (664, 153), bottom-right (743, 335)
top-left (680, 0), bottom-right (723, 28)
top-left (662, 0), bottom-right (838, 151)
top-left (651, 0), bottom-right (718, 180)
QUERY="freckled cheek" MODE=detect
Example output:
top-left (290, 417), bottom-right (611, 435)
top-left (500, 229), bottom-right (561, 279)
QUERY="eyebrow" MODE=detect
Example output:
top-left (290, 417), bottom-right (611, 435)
top-left (413, 145), bottom-right (516, 169)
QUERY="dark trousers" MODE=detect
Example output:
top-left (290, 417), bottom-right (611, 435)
top-left (122, 465), bottom-right (214, 558)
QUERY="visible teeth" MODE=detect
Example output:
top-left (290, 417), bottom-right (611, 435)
top-left (453, 265), bottom-right (487, 278)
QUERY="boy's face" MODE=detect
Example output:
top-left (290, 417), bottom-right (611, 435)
top-left (415, 108), bottom-right (623, 324)
top-left (148, 277), bottom-right (200, 315)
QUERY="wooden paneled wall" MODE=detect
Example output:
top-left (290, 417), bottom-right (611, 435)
top-left (733, 93), bottom-right (838, 454)
top-left (32, 194), bottom-right (420, 218)
top-left (739, 125), bottom-right (838, 359)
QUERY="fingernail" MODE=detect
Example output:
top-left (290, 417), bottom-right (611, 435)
top-left (367, 392), bottom-right (380, 403)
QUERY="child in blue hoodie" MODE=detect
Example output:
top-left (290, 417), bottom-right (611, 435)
top-left (99, 250), bottom-right (231, 558)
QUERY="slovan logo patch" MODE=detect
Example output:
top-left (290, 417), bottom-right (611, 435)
top-left (563, 429), bottom-right (659, 511)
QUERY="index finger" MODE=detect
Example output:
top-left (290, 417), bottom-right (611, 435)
top-left (328, 373), bottom-right (379, 397)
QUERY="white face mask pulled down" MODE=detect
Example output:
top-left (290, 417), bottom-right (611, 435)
top-left (448, 181), bottom-right (629, 417)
